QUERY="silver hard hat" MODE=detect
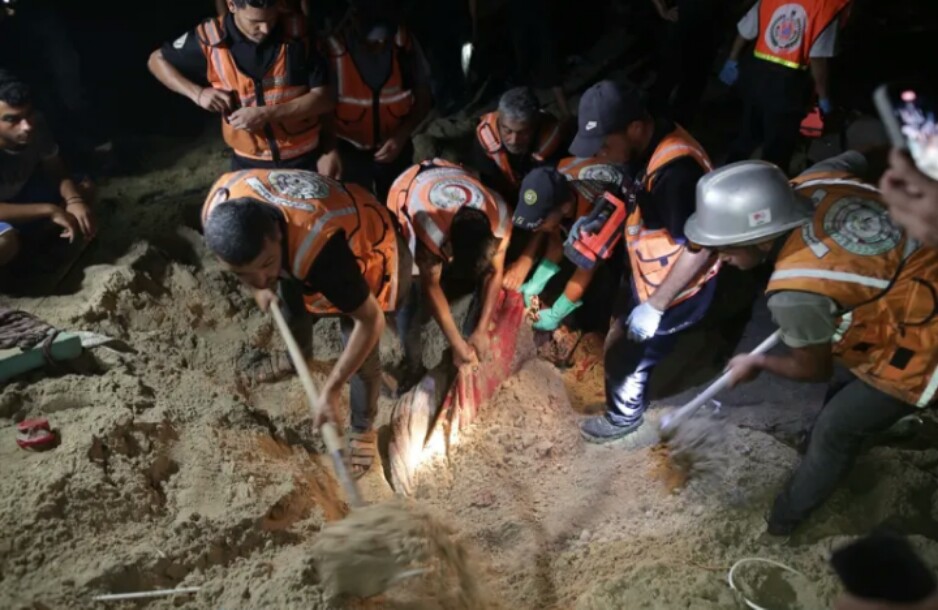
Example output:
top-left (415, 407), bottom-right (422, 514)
top-left (684, 161), bottom-right (814, 247)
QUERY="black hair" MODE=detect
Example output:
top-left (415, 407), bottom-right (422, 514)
top-left (448, 207), bottom-right (496, 280)
top-left (230, 0), bottom-right (279, 9)
top-left (203, 198), bottom-right (279, 265)
top-left (0, 69), bottom-right (31, 108)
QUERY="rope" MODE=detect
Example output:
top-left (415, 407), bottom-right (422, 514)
top-left (0, 307), bottom-right (60, 361)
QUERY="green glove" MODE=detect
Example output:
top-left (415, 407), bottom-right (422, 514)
top-left (533, 294), bottom-right (582, 331)
top-left (520, 260), bottom-right (560, 307)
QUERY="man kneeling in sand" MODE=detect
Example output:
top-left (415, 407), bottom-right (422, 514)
top-left (201, 169), bottom-right (413, 477)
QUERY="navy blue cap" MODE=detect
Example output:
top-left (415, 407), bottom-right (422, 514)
top-left (569, 80), bottom-right (645, 157)
top-left (513, 167), bottom-right (573, 231)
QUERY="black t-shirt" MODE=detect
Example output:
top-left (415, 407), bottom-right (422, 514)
top-left (160, 14), bottom-right (327, 88)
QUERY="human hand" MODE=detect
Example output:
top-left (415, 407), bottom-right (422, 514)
top-left (228, 106), bottom-right (270, 132)
top-left (65, 200), bottom-right (96, 239)
top-left (317, 149), bottom-right (343, 179)
top-left (468, 330), bottom-right (490, 359)
top-left (313, 382), bottom-right (343, 427)
top-left (719, 60), bottom-right (739, 86)
top-left (725, 353), bottom-right (763, 388)
top-left (195, 87), bottom-right (235, 113)
top-left (48, 207), bottom-right (79, 243)
top-left (625, 301), bottom-right (663, 342)
top-left (452, 337), bottom-right (479, 367)
top-left (660, 6), bottom-right (678, 22)
top-left (503, 260), bottom-right (532, 291)
top-left (374, 134), bottom-right (407, 163)
top-left (254, 288), bottom-right (278, 312)
top-left (880, 148), bottom-right (938, 247)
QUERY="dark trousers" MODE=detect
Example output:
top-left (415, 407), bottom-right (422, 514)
top-left (603, 319), bottom-right (683, 424)
top-left (338, 138), bottom-right (415, 204)
top-left (725, 100), bottom-right (804, 173)
top-left (769, 377), bottom-right (916, 529)
top-left (277, 233), bottom-right (415, 431)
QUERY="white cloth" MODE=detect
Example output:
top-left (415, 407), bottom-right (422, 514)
top-left (737, 0), bottom-right (840, 59)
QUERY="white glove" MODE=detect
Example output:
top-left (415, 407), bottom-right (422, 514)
top-left (626, 301), bottom-right (664, 342)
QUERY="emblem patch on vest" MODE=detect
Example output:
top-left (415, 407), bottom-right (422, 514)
top-left (428, 179), bottom-right (485, 210)
top-left (765, 4), bottom-right (806, 53)
top-left (578, 164), bottom-right (624, 186)
top-left (822, 197), bottom-right (902, 256)
top-left (268, 171), bottom-right (331, 200)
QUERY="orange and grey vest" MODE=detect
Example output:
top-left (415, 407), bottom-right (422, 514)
top-left (387, 158), bottom-right (510, 259)
top-left (767, 170), bottom-right (938, 407)
top-left (753, 0), bottom-right (851, 70)
top-left (202, 169), bottom-right (399, 314)
top-left (625, 126), bottom-right (719, 306)
top-left (476, 111), bottom-right (565, 189)
top-left (326, 28), bottom-right (416, 151)
top-left (196, 15), bottom-right (321, 162)
top-left (558, 156), bottom-right (625, 189)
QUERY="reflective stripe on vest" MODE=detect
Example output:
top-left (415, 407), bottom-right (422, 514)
top-left (475, 111), bottom-right (565, 188)
top-left (752, 0), bottom-right (850, 71)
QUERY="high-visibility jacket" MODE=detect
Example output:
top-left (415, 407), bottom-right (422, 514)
top-left (767, 170), bottom-right (938, 408)
top-left (202, 169), bottom-right (399, 314)
top-left (568, 179), bottom-right (608, 222)
top-left (625, 126), bottom-right (719, 306)
top-left (196, 15), bottom-right (321, 162)
top-left (753, 0), bottom-right (851, 71)
top-left (387, 158), bottom-right (510, 260)
top-left (558, 156), bottom-right (625, 189)
top-left (475, 111), bottom-right (566, 189)
top-left (325, 28), bottom-right (415, 151)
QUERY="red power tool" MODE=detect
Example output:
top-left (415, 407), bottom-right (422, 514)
top-left (563, 191), bottom-right (630, 270)
top-left (16, 418), bottom-right (57, 450)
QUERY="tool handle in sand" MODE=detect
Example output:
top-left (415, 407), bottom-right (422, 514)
top-left (660, 330), bottom-right (781, 434)
top-left (270, 304), bottom-right (365, 508)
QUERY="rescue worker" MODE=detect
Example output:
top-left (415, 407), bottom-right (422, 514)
top-left (201, 168), bottom-right (411, 477)
top-left (504, 166), bottom-right (620, 332)
top-left (684, 151), bottom-right (938, 535)
top-left (148, 0), bottom-right (335, 170)
top-left (568, 80), bottom-right (720, 442)
top-left (319, 0), bottom-right (433, 202)
top-left (881, 148), bottom-right (938, 248)
top-left (720, 0), bottom-right (850, 173)
top-left (471, 86), bottom-right (568, 203)
top-left (387, 158), bottom-right (511, 367)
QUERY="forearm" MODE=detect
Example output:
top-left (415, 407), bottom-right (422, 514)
top-left (0, 202), bottom-right (57, 223)
top-left (544, 231), bottom-right (564, 263)
top-left (519, 232), bottom-right (546, 267)
top-left (265, 87), bottom-right (336, 123)
top-left (45, 157), bottom-right (83, 204)
top-left (148, 51), bottom-right (202, 103)
top-left (325, 300), bottom-right (385, 389)
top-left (563, 266), bottom-right (596, 303)
top-left (753, 350), bottom-right (833, 383)
top-left (647, 247), bottom-right (715, 311)
top-left (423, 275), bottom-right (465, 347)
top-left (728, 34), bottom-right (749, 61)
top-left (810, 58), bottom-right (830, 100)
top-left (476, 249), bottom-right (506, 330)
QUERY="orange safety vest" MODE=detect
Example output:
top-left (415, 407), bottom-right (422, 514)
top-left (476, 111), bottom-right (566, 189)
top-left (625, 126), bottom-right (719, 306)
top-left (196, 15), bottom-right (321, 162)
top-left (766, 170), bottom-right (938, 408)
top-left (202, 169), bottom-right (399, 314)
top-left (387, 158), bottom-right (510, 260)
top-left (558, 156), bottom-right (626, 189)
top-left (753, 0), bottom-right (851, 71)
top-left (568, 179), bottom-right (608, 221)
top-left (326, 28), bottom-right (416, 151)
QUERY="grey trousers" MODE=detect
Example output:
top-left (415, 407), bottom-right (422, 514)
top-left (769, 377), bottom-right (917, 530)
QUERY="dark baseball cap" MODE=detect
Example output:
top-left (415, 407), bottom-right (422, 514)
top-left (569, 80), bottom-right (646, 157)
top-left (513, 167), bottom-right (573, 231)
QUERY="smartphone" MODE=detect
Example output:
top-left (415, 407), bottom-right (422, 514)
top-left (874, 83), bottom-right (938, 180)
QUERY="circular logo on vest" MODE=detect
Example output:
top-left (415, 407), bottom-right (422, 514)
top-left (765, 3), bottom-right (806, 54)
top-left (579, 163), bottom-right (624, 186)
top-left (822, 197), bottom-right (902, 256)
top-left (268, 171), bottom-right (331, 200)
top-left (523, 189), bottom-right (538, 205)
top-left (428, 178), bottom-right (485, 210)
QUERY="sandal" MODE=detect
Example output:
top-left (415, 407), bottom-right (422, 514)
top-left (238, 348), bottom-right (295, 386)
top-left (347, 428), bottom-right (377, 479)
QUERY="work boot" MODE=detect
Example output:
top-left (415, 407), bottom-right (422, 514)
top-left (580, 413), bottom-right (644, 443)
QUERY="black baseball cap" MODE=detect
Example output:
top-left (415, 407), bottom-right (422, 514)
top-left (513, 167), bottom-right (573, 231)
top-left (569, 80), bottom-right (646, 157)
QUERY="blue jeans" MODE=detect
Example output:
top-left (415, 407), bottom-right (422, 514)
top-left (0, 172), bottom-right (61, 238)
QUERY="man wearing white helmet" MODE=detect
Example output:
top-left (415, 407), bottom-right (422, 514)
top-left (684, 150), bottom-right (938, 535)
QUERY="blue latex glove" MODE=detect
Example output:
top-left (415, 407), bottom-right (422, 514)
top-left (520, 260), bottom-right (560, 307)
top-left (818, 97), bottom-right (833, 115)
top-left (625, 301), bottom-right (664, 342)
top-left (719, 59), bottom-right (739, 86)
top-left (533, 294), bottom-right (582, 332)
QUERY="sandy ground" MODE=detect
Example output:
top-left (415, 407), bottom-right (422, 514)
top-left (3, 103), bottom-right (938, 609)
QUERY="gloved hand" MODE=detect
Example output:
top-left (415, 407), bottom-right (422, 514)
top-left (625, 301), bottom-right (664, 342)
top-left (818, 97), bottom-right (833, 115)
top-left (719, 59), bottom-right (739, 86)
top-left (520, 259), bottom-right (560, 307)
top-left (533, 294), bottom-right (582, 332)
